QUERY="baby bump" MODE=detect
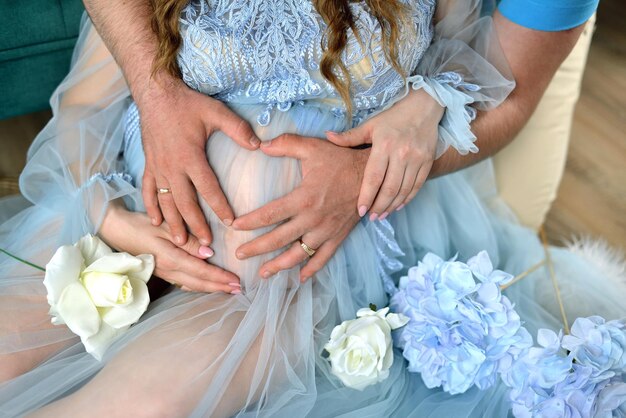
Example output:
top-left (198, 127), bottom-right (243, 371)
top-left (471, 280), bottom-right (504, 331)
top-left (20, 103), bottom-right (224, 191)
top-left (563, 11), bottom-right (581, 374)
top-left (200, 102), bottom-right (348, 284)
top-left (123, 101), bottom-right (347, 287)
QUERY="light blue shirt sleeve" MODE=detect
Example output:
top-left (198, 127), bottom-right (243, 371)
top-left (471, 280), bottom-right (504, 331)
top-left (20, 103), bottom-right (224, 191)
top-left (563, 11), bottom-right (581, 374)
top-left (497, 0), bottom-right (599, 31)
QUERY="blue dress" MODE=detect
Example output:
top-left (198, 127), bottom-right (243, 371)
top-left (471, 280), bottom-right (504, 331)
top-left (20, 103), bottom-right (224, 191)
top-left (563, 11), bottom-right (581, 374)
top-left (0, 0), bottom-right (623, 416)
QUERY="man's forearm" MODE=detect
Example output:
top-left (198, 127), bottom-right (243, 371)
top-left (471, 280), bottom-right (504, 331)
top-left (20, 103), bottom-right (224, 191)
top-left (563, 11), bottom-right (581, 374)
top-left (430, 11), bottom-right (586, 177)
top-left (83, 0), bottom-right (169, 103)
top-left (430, 96), bottom-right (524, 176)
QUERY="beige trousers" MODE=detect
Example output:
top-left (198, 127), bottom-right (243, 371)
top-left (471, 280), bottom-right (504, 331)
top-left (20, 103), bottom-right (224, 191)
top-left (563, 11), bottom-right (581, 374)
top-left (493, 16), bottom-right (596, 230)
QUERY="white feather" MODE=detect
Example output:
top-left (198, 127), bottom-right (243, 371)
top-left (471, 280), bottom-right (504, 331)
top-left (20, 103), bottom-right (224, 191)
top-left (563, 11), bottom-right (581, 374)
top-left (566, 236), bottom-right (626, 285)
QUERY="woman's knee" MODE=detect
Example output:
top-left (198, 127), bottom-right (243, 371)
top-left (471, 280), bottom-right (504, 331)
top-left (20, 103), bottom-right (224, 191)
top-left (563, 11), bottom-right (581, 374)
top-left (0, 303), bottom-right (75, 384)
top-left (0, 337), bottom-right (75, 384)
top-left (0, 353), bottom-right (27, 383)
top-left (0, 349), bottom-right (43, 384)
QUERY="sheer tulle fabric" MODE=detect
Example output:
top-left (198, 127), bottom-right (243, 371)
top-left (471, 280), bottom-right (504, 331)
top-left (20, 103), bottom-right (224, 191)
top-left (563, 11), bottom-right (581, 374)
top-left (1, 3), bottom-right (625, 418)
top-left (371, 1), bottom-right (515, 158)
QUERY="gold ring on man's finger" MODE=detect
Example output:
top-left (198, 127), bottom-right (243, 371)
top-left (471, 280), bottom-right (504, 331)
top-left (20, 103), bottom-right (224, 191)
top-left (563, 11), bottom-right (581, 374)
top-left (299, 240), bottom-right (317, 257)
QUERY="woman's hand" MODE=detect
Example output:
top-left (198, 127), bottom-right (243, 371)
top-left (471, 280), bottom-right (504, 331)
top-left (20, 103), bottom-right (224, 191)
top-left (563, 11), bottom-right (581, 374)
top-left (326, 88), bottom-right (444, 220)
top-left (138, 75), bottom-right (261, 247)
top-left (99, 201), bottom-right (241, 294)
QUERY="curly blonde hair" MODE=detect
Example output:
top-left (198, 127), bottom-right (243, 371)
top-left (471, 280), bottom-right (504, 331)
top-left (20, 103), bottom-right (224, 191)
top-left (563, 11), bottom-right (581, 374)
top-left (150, 0), bottom-right (410, 115)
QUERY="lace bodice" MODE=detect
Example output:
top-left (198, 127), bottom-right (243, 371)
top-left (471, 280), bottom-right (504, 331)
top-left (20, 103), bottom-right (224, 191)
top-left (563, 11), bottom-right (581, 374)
top-left (177, 0), bottom-right (436, 126)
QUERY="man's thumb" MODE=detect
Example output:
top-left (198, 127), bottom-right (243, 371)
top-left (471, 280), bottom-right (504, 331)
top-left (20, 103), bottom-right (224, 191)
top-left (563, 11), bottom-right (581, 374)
top-left (213, 104), bottom-right (261, 149)
top-left (260, 133), bottom-right (310, 159)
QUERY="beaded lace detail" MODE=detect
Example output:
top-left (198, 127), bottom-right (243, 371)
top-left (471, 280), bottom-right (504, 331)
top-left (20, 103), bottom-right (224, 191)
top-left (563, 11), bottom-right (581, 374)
top-left (177, 0), bottom-right (436, 126)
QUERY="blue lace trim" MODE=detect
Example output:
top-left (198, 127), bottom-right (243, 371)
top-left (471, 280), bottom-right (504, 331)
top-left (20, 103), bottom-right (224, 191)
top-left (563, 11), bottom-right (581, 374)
top-left (124, 101), bottom-right (141, 141)
top-left (88, 172), bottom-right (135, 186)
top-left (364, 218), bottom-right (405, 295)
top-left (433, 71), bottom-right (481, 93)
top-left (432, 71), bottom-right (480, 122)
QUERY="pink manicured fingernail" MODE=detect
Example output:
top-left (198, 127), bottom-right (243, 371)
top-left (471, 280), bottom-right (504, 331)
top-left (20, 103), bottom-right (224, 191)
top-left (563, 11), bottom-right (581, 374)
top-left (199, 246), bottom-right (214, 258)
top-left (250, 136), bottom-right (261, 147)
top-left (151, 218), bottom-right (158, 225)
top-left (396, 204), bottom-right (405, 212)
top-left (229, 282), bottom-right (241, 287)
top-left (301, 277), bottom-right (310, 283)
top-left (175, 235), bottom-right (184, 245)
top-left (231, 289), bottom-right (241, 295)
top-left (181, 286), bottom-right (192, 292)
top-left (261, 140), bottom-right (272, 148)
top-left (358, 205), bottom-right (368, 217)
top-left (379, 212), bottom-right (389, 221)
top-left (262, 270), bottom-right (272, 279)
top-left (369, 213), bottom-right (378, 222)
top-left (236, 251), bottom-right (246, 260)
top-left (223, 218), bottom-right (233, 226)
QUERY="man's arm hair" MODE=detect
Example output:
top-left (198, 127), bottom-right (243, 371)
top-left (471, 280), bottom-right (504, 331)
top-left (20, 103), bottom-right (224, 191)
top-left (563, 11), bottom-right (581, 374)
top-left (82, 0), bottom-right (168, 103)
top-left (431, 10), bottom-right (586, 177)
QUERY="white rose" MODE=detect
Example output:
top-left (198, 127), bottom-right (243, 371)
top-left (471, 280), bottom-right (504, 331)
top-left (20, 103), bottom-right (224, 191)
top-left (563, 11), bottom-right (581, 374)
top-left (324, 307), bottom-right (409, 390)
top-left (43, 234), bottom-right (154, 360)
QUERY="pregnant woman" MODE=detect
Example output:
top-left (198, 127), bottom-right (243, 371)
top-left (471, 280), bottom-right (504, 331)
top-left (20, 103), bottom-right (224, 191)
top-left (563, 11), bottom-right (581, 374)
top-left (0, 0), bottom-right (623, 416)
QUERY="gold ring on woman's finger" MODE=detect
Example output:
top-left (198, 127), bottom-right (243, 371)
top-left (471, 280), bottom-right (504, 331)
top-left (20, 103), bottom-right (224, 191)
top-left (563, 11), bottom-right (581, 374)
top-left (299, 240), bottom-right (317, 257)
top-left (157, 187), bottom-right (172, 194)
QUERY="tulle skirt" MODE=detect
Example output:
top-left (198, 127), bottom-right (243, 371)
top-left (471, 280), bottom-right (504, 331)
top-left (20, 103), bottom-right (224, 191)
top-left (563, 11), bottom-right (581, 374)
top-left (1, 93), bottom-right (625, 418)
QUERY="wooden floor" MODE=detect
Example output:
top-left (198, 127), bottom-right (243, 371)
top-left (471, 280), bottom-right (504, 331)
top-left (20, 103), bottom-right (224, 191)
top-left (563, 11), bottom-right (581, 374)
top-left (543, 0), bottom-right (626, 250)
top-left (1, 1), bottom-right (625, 250)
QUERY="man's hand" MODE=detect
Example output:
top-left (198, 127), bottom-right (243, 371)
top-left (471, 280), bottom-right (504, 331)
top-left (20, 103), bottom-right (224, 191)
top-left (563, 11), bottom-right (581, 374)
top-left (84, 0), bottom-right (261, 251)
top-left (139, 77), bottom-right (261, 247)
top-left (231, 135), bottom-right (369, 282)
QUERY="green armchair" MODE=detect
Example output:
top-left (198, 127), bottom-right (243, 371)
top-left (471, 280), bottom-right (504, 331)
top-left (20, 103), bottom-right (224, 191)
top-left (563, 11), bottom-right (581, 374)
top-left (0, 0), bottom-right (85, 120)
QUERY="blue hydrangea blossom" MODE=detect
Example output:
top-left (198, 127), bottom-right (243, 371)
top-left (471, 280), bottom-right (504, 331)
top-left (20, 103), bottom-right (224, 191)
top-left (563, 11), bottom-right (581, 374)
top-left (390, 251), bottom-right (532, 395)
top-left (503, 317), bottom-right (626, 417)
